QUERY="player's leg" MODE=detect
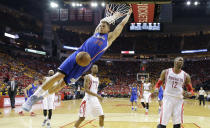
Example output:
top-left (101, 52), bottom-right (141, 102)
top-left (19, 97), bottom-right (28, 115)
top-left (46, 109), bottom-right (52, 128)
top-left (158, 93), bottom-right (163, 113)
top-left (46, 94), bottom-right (55, 128)
top-left (22, 72), bottom-right (65, 112)
top-left (157, 124), bottom-right (166, 128)
top-left (199, 95), bottom-right (202, 106)
top-left (74, 117), bottom-right (85, 128)
top-left (144, 93), bottom-right (150, 114)
top-left (74, 99), bottom-right (87, 128)
top-left (203, 96), bottom-right (205, 106)
top-left (134, 96), bottom-right (138, 111)
top-left (48, 79), bottom-right (66, 94)
top-left (94, 99), bottom-right (104, 128)
top-left (130, 96), bottom-right (134, 110)
top-left (158, 100), bottom-right (163, 114)
top-left (34, 72), bottom-right (65, 97)
top-left (141, 97), bottom-right (145, 108)
top-left (42, 109), bottom-right (48, 126)
top-left (99, 115), bottom-right (104, 128)
top-left (157, 96), bottom-right (173, 127)
top-left (172, 98), bottom-right (184, 128)
top-left (42, 97), bottom-right (48, 126)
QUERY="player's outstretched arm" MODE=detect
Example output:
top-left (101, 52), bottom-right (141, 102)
top-left (107, 8), bottom-right (132, 47)
top-left (185, 73), bottom-right (194, 95)
top-left (84, 75), bottom-right (102, 101)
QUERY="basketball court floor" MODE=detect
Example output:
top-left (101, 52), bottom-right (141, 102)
top-left (0, 98), bottom-right (209, 128)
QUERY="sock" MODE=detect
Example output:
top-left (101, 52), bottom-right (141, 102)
top-left (132, 106), bottom-right (134, 109)
top-left (34, 87), bottom-right (46, 97)
top-left (100, 127), bottom-right (104, 128)
top-left (135, 106), bottom-right (136, 109)
top-left (146, 109), bottom-right (148, 112)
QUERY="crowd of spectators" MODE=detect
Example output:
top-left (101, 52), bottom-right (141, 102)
top-left (57, 28), bottom-right (210, 54)
top-left (0, 50), bottom-right (210, 98)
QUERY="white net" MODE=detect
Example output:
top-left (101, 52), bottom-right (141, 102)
top-left (103, 3), bottom-right (131, 25)
top-left (137, 73), bottom-right (149, 82)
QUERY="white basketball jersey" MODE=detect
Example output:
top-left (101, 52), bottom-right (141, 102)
top-left (164, 68), bottom-right (186, 99)
top-left (85, 74), bottom-right (99, 98)
top-left (143, 83), bottom-right (151, 94)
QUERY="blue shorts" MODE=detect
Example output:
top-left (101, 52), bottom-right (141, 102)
top-left (25, 94), bottom-right (32, 101)
top-left (130, 95), bottom-right (137, 102)
top-left (58, 51), bottom-right (92, 84)
top-left (158, 93), bottom-right (163, 101)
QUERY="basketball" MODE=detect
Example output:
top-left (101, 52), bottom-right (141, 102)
top-left (76, 52), bottom-right (91, 67)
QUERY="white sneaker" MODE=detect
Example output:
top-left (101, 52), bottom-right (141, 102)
top-left (46, 122), bottom-right (51, 128)
top-left (42, 119), bottom-right (48, 127)
top-left (22, 95), bottom-right (43, 112)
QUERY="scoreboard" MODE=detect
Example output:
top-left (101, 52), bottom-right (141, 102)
top-left (129, 23), bottom-right (161, 31)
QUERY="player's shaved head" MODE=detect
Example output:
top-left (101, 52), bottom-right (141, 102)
top-left (174, 57), bottom-right (184, 62)
top-left (48, 70), bottom-right (54, 76)
top-left (174, 57), bottom-right (184, 69)
top-left (91, 64), bottom-right (98, 74)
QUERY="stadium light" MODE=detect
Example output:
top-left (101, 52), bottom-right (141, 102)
top-left (194, 1), bottom-right (199, 6)
top-left (101, 2), bottom-right (105, 7)
top-left (91, 2), bottom-right (98, 7)
top-left (4, 32), bottom-right (19, 39)
top-left (50, 2), bottom-right (58, 8)
top-left (186, 1), bottom-right (191, 6)
top-left (79, 4), bottom-right (83, 7)
top-left (72, 2), bottom-right (76, 7)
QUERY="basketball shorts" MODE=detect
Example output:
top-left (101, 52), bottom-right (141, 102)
top-left (160, 95), bottom-right (184, 125)
top-left (58, 51), bottom-right (92, 84)
top-left (25, 94), bottom-right (33, 101)
top-left (79, 97), bottom-right (104, 117)
top-left (130, 95), bottom-right (137, 102)
top-left (141, 92), bottom-right (151, 103)
top-left (42, 93), bottom-right (55, 110)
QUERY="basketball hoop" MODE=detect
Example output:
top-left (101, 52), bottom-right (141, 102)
top-left (141, 76), bottom-right (145, 83)
top-left (103, 3), bottom-right (130, 25)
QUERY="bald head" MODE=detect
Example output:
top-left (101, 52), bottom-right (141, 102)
top-left (174, 57), bottom-right (184, 69)
top-left (48, 70), bottom-right (54, 76)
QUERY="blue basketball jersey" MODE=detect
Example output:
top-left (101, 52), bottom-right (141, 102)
top-left (159, 86), bottom-right (163, 96)
top-left (131, 87), bottom-right (138, 96)
top-left (78, 33), bottom-right (108, 63)
top-left (158, 86), bottom-right (164, 101)
top-left (58, 33), bottom-right (108, 84)
top-left (27, 84), bottom-right (38, 97)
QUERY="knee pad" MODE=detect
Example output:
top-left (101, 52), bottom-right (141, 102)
top-left (157, 124), bottom-right (166, 128)
top-left (173, 124), bottom-right (181, 128)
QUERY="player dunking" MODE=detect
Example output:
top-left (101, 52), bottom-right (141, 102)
top-left (140, 78), bottom-right (152, 115)
top-left (22, 8), bottom-right (132, 112)
top-left (74, 65), bottom-right (104, 128)
top-left (130, 83), bottom-right (138, 111)
top-left (155, 57), bottom-right (194, 128)
top-left (42, 70), bottom-right (56, 128)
